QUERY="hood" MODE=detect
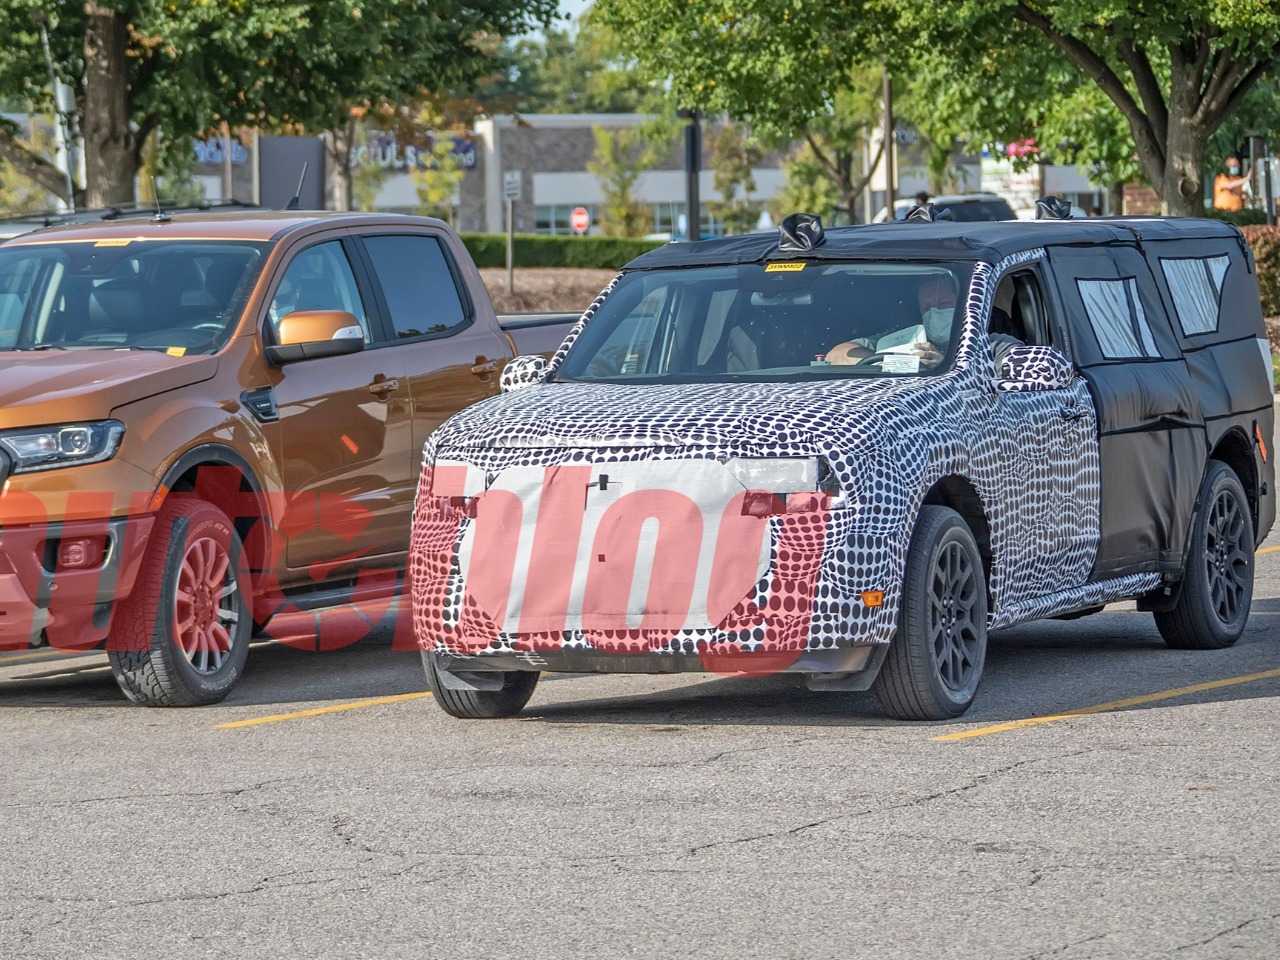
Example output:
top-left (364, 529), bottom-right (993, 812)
top-left (0, 350), bottom-right (219, 429)
top-left (431, 376), bottom-right (940, 466)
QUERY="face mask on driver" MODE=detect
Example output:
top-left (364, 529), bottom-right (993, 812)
top-left (922, 306), bottom-right (952, 344)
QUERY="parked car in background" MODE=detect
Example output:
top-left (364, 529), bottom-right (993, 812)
top-left (411, 214), bottom-right (1274, 721)
top-left (0, 211), bottom-right (576, 705)
top-left (874, 192), bottom-right (1017, 223)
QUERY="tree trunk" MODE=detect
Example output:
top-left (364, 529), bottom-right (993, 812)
top-left (1108, 181), bottom-right (1125, 215)
top-left (323, 119), bottom-right (356, 211)
top-left (82, 4), bottom-right (135, 207)
top-left (1162, 112), bottom-right (1206, 217)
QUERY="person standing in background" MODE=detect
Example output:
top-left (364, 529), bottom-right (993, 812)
top-left (1214, 156), bottom-right (1250, 212)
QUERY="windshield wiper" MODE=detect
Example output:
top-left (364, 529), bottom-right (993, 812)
top-left (20, 343), bottom-right (66, 351)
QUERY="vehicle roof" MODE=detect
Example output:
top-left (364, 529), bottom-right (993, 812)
top-left (624, 217), bottom-right (1244, 270)
top-left (2, 210), bottom-right (444, 246)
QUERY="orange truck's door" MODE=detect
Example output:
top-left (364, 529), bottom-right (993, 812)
top-left (267, 238), bottom-right (414, 568)
top-left (352, 232), bottom-right (509, 477)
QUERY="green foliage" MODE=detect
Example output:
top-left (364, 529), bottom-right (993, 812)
top-left (772, 143), bottom-right (843, 224)
top-left (0, 120), bottom-right (54, 214)
top-left (708, 125), bottom-right (762, 235)
top-left (600, 0), bottom-right (1280, 214)
top-left (1207, 207), bottom-right (1269, 227)
top-left (1242, 226), bottom-right (1280, 318)
top-left (587, 124), bottom-right (668, 237)
top-left (0, 1), bottom-right (558, 202)
top-left (461, 233), bottom-right (663, 269)
top-left (497, 14), bottom-right (661, 114)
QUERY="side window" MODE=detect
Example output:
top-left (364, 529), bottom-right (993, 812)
top-left (269, 241), bottom-right (370, 340)
top-left (362, 235), bottom-right (468, 340)
top-left (1160, 256), bottom-right (1229, 336)
top-left (991, 271), bottom-right (1050, 346)
top-left (1076, 277), bottom-right (1159, 359)
top-left (586, 285), bottom-right (669, 376)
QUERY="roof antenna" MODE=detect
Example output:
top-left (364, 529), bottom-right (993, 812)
top-left (150, 177), bottom-right (170, 222)
top-left (286, 161), bottom-right (309, 211)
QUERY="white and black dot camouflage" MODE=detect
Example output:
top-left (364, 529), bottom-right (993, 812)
top-left (410, 247), bottom-right (1160, 663)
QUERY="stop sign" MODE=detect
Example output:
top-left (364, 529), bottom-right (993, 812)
top-left (570, 206), bottom-right (590, 234)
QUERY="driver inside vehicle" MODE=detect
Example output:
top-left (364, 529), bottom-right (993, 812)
top-left (824, 272), bottom-right (955, 368)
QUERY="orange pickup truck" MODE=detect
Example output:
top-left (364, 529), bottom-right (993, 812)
top-left (0, 210), bottom-right (574, 705)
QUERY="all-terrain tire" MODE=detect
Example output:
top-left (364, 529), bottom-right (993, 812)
top-left (873, 505), bottom-right (989, 721)
top-left (421, 650), bottom-right (539, 719)
top-left (108, 498), bottom-right (252, 706)
top-left (1155, 460), bottom-right (1254, 650)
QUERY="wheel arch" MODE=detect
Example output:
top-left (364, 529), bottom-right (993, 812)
top-left (921, 474), bottom-right (994, 590)
top-left (1208, 426), bottom-right (1259, 534)
top-left (155, 444), bottom-right (273, 583)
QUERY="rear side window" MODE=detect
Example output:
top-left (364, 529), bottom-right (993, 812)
top-left (1076, 277), bottom-right (1160, 359)
top-left (1160, 256), bottom-right (1229, 336)
top-left (363, 235), bottom-right (468, 340)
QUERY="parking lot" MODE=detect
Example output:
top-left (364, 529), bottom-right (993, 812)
top-left (2, 452), bottom-right (1278, 960)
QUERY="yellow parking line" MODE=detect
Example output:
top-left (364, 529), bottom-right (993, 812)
top-left (1258, 545), bottom-right (1280, 557)
top-left (935, 667), bottom-right (1280, 742)
top-left (215, 691), bottom-right (432, 730)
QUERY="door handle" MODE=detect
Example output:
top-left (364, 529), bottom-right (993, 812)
top-left (368, 377), bottom-right (400, 397)
top-left (471, 357), bottom-right (498, 377)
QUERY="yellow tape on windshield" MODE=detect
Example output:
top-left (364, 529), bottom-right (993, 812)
top-left (765, 261), bottom-right (807, 273)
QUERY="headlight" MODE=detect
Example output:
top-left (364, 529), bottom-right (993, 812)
top-left (0, 421), bottom-right (125, 475)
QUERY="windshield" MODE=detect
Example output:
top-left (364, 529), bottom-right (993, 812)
top-left (556, 260), bottom-right (973, 383)
top-left (0, 239), bottom-right (267, 353)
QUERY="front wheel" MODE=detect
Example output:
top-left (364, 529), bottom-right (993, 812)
top-left (422, 650), bottom-right (539, 719)
top-left (1155, 461), bottom-right (1254, 650)
top-left (108, 498), bottom-right (252, 706)
top-left (872, 506), bottom-right (989, 720)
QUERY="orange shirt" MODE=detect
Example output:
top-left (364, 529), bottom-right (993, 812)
top-left (1214, 174), bottom-right (1245, 211)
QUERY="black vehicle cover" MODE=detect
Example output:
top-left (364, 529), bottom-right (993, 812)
top-left (625, 215), bottom-right (1275, 577)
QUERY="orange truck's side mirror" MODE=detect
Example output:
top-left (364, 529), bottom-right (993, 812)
top-left (266, 310), bottom-right (365, 365)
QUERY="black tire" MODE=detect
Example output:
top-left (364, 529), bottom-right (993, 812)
top-left (1155, 460), bottom-right (1254, 650)
top-left (872, 506), bottom-right (989, 720)
top-left (422, 650), bottom-right (539, 719)
top-left (107, 498), bottom-right (252, 706)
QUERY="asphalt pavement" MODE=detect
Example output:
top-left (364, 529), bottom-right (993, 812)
top-left (2, 432), bottom-right (1278, 959)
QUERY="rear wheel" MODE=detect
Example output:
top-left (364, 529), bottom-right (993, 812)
top-left (422, 650), bottom-right (539, 719)
top-left (108, 498), bottom-right (252, 706)
top-left (1155, 461), bottom-right (1254, 650)
top-left (872, 506), bottom-right (988, 720)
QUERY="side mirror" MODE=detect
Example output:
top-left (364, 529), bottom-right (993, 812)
top-left (500, 354), bottom-right (548, 393)
top-left (996, 345), bottom-right (1076, 392)
top-left (266, 310), bottom-right (365, 365)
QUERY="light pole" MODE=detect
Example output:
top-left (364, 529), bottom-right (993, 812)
top-left (679, 109), bottom-right (702, 240)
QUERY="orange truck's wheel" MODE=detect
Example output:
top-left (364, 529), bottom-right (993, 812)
top-left (108, 498), bottom-right (252, 706)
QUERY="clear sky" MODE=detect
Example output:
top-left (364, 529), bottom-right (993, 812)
top-left (557, 0), bottom-right (592, 28)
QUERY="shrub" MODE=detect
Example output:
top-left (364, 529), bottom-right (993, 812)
top-left (461, 233), bottom-right (664, 270)
top-left (1241, 225), bottom-right (1280, 318)
top-left (1206, 207), bottom-right (1268, 227)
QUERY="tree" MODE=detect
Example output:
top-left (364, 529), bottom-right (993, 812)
top-left (0, 117), bottom-right (55, 213)
top-left (708, 124), bottom-right (762, 235)
top-left (895, 2), bottom-right (1280, 215)
top-left (412, 110), bottom-right (467, 224)
top-left (587, 125), bottom-right (661, 237)
top-left (600, 0), bottom-right (1279, 216)
top-left (598, 0), bottom-right (889, 221)
top-left (0, 1), bottom-right (556, 208)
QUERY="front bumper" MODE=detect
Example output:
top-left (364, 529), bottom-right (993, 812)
top-left (0, 514), bottom-right (155, 649)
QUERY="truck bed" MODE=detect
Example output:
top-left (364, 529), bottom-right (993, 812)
top-left (498, 312), bottom-right (580, 357)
